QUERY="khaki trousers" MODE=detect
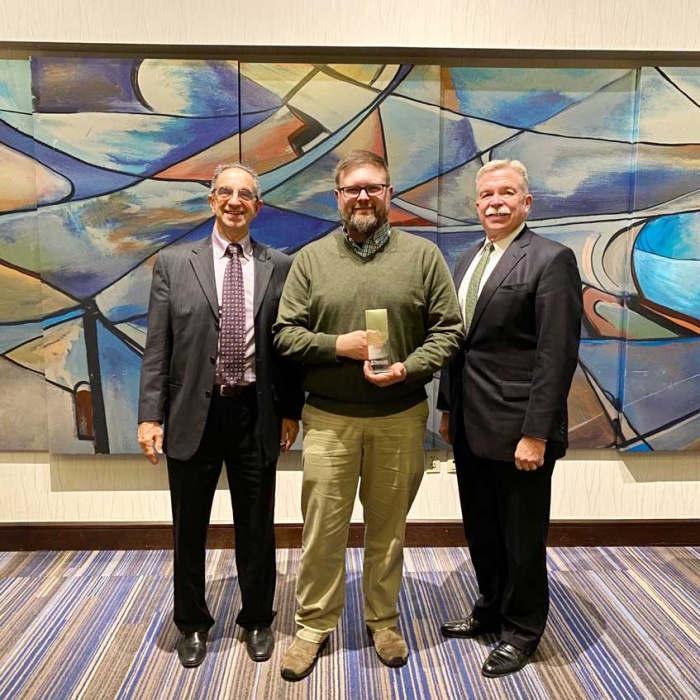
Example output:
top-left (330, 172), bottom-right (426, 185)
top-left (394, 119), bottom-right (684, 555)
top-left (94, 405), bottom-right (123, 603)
top-left (295, 401), bottom-right (429, 643)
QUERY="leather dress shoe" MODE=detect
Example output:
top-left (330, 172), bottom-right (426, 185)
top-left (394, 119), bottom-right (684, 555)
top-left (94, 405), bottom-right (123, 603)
top-left (245, 626), bottom-right (274, 662)
top-left (176, 630), bottom-right (208, 668)
top-left (482, 642), bottom-right (531, 677)
top-left (441, 616), bottom-right (499, 638)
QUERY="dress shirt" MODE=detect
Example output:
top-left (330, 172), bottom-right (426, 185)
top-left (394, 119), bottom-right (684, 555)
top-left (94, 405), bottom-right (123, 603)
top-left (342, 220), bottom-right (391, 258)
top-left (212, 227), bottom-right (256, 384)
top-left (457, 224), bottom-right (525, 323)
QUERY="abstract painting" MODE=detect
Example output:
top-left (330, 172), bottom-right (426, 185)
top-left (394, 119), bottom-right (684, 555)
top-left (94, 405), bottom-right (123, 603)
top-left (0, 59), bottom-right (698, 453)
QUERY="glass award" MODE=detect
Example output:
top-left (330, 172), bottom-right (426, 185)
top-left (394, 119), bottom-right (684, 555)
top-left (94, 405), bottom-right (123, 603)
top-left (365, 308), bottom-right (391, 373)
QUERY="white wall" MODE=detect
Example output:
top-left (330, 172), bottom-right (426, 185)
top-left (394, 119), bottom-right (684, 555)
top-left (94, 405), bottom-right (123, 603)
top-left (0, 0), bottom-right (698, 525)
top-left (1, 450), bottom-right (698, 523)
top-left (1, 0), bottom-right (700, 52)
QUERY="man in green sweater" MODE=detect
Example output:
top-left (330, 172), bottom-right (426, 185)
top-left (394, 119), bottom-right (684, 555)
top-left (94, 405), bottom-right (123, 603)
top-left (274, 150), bottom-right (464, 680)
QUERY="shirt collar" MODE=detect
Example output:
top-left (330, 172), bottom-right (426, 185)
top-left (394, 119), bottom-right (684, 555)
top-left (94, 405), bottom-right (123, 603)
top-left (212, 226), bottom-right (253, 259)
top-left (485, 223), bottom-right (525, 254)
top-left (342, 220), bottom-right (391, 258)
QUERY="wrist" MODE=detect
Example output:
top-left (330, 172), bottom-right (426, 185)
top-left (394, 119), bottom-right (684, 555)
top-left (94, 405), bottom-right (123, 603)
top-left (523, 435), bottom-right (546, 444)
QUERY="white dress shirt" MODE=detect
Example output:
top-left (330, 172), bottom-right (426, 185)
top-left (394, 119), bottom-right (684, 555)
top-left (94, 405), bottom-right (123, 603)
top-left (457, 224), bottom-right (525, 324)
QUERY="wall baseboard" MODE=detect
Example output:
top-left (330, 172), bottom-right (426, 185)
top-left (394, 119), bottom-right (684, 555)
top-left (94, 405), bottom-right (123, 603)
top-left (1, 520), bottom-right (697, 551)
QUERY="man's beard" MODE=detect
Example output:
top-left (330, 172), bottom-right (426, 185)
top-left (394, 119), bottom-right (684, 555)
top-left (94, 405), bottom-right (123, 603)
top-left (341, 206), bottom-right (388, 237)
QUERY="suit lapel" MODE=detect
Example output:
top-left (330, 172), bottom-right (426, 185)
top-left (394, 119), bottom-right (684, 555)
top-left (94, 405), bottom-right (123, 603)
top-left (454, 246), bottom-right (480, 292)
top-left (189, 237), bottom-right (218, 318)
top-left (467, 227), bottom-right (531, 338)
top-left (252, 240), bottom-right (273, 318)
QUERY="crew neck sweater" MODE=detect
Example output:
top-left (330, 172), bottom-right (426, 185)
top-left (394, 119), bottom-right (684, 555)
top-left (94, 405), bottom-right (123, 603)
top-left (273, 228), bottom-right (464, 417)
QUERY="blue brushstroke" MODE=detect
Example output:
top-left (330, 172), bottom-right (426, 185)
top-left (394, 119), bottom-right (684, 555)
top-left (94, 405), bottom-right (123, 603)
top-left (44, 307), bottom-right (84, 329)
top-left (622, 338), bottom-right (700, 438)
top-left (634, 252), bottom-right (700, 319)
top-left (578, 339), bottom-right (624, 404)
top-left (252, 206), bottom-right (336, 251)
top-left (633, 214), bottom-right (700, 319)
top-left (129, 316), bottom-right (148, 329)
top-left (0, 120), bottom-right (137, 200)
top-left (624, 442), bottom-right (653, 452)
top-left (0, 59), bottom-right (32, 112)
top-left (0, 321), bottom-right (44, 354)
top-left (635, 213), bottom-right (700, 259)
top-left (96, 320), bottom-right (141, 453)
top-left (448, 68), bottom-right (626, 129)
top-left (135, 60), bottom-right (281, 117)
top-left (33, 57), bottom-right (148, 113)
top-left (634, 162), bottom-right (700, 210)
top-left (437, 231), bottom-right (486, 272)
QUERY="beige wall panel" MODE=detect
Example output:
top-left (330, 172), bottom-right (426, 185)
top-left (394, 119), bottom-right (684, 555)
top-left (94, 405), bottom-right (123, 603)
top-left (1, 0), bottom-right (700, 51)
top-left (552, 452), bottom-right (700, 519)
top-left (1, 0), bottom-right (699, 527)
top-left (1, 451), bottom-right (698, 523)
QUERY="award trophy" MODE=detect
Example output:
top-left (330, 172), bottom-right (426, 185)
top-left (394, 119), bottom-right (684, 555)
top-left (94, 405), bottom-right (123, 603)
top-left (365, 308), bottom-right (390, 373)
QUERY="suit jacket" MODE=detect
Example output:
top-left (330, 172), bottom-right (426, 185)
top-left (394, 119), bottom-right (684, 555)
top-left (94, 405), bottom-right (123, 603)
top-left (438, 226), bottom-right (583, 462)
top-left (138, 236), bottom-right (304, 462)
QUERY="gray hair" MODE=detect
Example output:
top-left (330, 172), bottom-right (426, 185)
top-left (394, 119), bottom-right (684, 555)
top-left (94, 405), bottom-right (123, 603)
top-left (476, 159), bottom-right (529, 193)
top-left (210, 162), bottom-right (262, 198)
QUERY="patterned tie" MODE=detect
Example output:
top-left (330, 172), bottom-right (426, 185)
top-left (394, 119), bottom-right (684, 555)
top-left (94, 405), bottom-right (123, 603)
top-left (463, 241), bottom-right (494, 331)
top-left (219, 243), bottom-right (246, 385)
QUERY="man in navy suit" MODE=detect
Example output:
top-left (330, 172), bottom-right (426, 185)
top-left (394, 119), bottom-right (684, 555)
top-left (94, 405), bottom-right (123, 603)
top-left (438, 159), bottom-right (582, 677)
top-left (137, 163), bottom-right (303, 668)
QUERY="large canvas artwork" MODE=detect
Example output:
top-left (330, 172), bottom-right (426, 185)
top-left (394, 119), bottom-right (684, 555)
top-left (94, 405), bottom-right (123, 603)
top-left (0, 59), bottom-right (698, 453)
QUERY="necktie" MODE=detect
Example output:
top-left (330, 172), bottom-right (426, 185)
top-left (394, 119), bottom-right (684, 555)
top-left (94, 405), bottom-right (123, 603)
top-left (219, 243), bottom-right (246, 385)
top-left (463, 242), bottom-right (494, 331)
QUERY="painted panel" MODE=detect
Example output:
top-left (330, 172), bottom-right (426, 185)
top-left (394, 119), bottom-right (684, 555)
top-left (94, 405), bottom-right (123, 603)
top-left (0, 59), bottom-right (697, 452)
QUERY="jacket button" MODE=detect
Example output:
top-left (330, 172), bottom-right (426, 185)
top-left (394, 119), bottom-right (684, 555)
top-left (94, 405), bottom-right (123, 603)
top-left (209, 356), bottom-right (215, 364)
top-left (214, 321), bottom-right (220, 330)
top-left (205, 390), bottom-right (211, 398)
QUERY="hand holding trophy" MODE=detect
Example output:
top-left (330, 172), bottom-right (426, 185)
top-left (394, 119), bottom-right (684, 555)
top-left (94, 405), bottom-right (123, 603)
top-left (365, 309), bottom-right (390, 373)
top-left (363, 309), bottom-right (407, 387)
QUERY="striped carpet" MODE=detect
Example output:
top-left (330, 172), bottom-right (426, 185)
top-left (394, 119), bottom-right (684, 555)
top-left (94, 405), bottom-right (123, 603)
top-left (0, 547), bottom-right (698, 699)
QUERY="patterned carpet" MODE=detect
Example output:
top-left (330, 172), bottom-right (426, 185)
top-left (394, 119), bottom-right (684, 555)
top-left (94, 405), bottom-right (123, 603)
top-left (0, 547), bottom-right (698, 699)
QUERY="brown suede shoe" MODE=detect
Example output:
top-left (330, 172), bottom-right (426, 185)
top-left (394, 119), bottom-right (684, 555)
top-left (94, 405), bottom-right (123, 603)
top-left (280, 637), bottom-right (328, 681)
top-left (369, 627), bottom-right (409, 667)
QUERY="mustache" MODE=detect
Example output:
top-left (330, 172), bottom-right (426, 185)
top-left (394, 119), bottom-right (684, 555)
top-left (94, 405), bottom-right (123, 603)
top-left (485, 205), bottom-right (510, 216)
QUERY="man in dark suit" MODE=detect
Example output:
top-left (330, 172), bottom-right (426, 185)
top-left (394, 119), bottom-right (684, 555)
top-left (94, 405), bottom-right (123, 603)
top-left (438, 159), bottom-right (582, 677)
top-left (137, 163), bottom-right (303, 668)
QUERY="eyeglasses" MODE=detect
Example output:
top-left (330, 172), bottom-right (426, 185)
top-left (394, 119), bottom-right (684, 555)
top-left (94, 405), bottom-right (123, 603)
top-left (211, 186), bottom-right (258, 202)
top-left (337, 184), bottom-right (389, 199)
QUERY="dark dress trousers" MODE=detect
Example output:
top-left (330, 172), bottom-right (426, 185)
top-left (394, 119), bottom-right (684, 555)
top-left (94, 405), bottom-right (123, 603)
top-left (439, 225), bottom-right (583, 651)
top-left (138, 236), bottom-right (303, 633)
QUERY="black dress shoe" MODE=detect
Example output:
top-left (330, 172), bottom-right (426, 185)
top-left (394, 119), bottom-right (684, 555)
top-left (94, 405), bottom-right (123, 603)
top-left (441, 616), bottom-right (499, 638)
top-left (177, 630), bottom-right (208, 668)
top-left (245, 627), bottom-right (274, 662)
top-left (482, 642), bottom-right (531, 677)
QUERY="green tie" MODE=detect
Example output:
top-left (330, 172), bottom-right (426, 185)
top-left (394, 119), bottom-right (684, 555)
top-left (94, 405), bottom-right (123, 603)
top-left (463, 242), bottom-right (494, 331)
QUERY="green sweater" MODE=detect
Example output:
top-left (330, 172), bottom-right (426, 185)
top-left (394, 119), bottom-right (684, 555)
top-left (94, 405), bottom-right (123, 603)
top-left (273, 229), bottom-right (464, 417)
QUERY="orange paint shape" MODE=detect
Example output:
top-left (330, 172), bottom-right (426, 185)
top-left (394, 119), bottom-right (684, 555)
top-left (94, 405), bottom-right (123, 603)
top-left (242, 108), bottom-right (307, 172)
top-left (0, 144), bottom-right (71, 212)
top-left (155, 135), bottom-right (241, 181)
top-left (638, 299), bottom-right (700, 334)
top-left (389, 205), bottom-right (434, 228)
top-left (582, 286), bottom-right (624, 338)
top-left (335, 108), bottom-right (385, 158)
